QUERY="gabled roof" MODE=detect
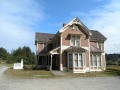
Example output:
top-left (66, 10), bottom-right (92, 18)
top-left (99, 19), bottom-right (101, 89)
top-left (35, 30), bottom-right (107, 42)
top-left (35, 17), bottom-right (107, 42)
top-left (35, 32), bottom-right (55, 42)
top-left (90, 30), bottom-right (107, 41)
top-left (59, 17), bottom-right (92, 36)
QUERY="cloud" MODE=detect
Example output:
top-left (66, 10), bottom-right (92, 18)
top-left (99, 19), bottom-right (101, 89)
top-left (71, 0), bottom-right (120, 53)
top-left (0, 0), bottom-right (44, 53)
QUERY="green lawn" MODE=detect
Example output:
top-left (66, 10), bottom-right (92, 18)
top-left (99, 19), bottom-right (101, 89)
top-left (4, 66), bottom-right (120, 79)
top-left (0, 63), bottom-right (13, 67)
top-left (4, 68), bottom-right (54, 79)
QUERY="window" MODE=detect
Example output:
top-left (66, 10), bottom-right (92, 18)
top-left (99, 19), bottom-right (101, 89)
top-left (79, 54), bottom-right (83, 67)
top-left (74, 54), bottom-right (78, 67)
top-left (90, 55), bottom-right (93, 66)
top-left (76, 36), bottom-right (80, 46)
top-left (69, 54), bottom-right (72, 67)
top-left (68, 53), bottom-right (84, 68)
top-left (71, 36), bottom-right (75, 46)
top-left (71, 36), bottom-right (80, 46)
top-left (98, 42), bottom-right (101, 49)
top-left (73, 24), bottom-right (78, 30)
top-left (90, 55), bottom-right (101, 67)
top-left (93, 55), bottom-right (97, 66)
top-left (43, 43), bottom-right (47, 50)
top-left (98, 55), bottom-right (101, 66)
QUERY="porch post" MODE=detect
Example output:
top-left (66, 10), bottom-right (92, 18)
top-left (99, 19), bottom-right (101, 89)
top-left (50, 54), bottom-right (52, 71)
top-left (60, 33), bottom-right (63, 71)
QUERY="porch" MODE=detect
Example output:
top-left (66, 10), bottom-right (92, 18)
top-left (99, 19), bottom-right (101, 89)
top-left (37, 47), bottom-right (61, 71)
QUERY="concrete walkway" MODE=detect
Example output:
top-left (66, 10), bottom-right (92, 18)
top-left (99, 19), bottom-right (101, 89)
top-left (51, 71), bottom-right (66, 76)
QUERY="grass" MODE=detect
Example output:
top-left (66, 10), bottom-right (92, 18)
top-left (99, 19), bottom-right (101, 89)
top-left (4, 66), bottom-right (120, 79)
top-left (105, 66), bottom-right (120, 76)
top-left (106, 65), bottom-right (120, 70)
top-left (0, 63), bottom-right (13, 67)
top-left (4, 68), bottom-right (54, 79)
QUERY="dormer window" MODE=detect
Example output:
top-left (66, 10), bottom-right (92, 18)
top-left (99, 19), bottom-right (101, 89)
top-left (73, 24), bottom-right (78, 30)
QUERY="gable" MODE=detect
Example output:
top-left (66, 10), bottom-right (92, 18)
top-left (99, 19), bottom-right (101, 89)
top-left (59, 17), bottom-right (92, 36)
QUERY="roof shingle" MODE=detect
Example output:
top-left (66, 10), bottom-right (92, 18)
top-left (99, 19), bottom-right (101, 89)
top-left (35, 30), bottom-right (107, 42)
top-left (90, 30), bottom-right (107, 41)
top-left (35, 32), bottom-right (55, 42)
top-left (90, 45), bottom-right (103, 53)
top-left (65, 46), bottom-right (86, 52)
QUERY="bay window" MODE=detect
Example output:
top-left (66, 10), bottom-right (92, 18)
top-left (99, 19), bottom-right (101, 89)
top-left (98, 55), bottom-right (101, 66)
top-left (68, 53), bottom-right (84, 68)
top-left (90, 54), bottom-right (101, 67)
top-left (79, 54), bottom-right (83, 67)
top-left (93, 55), bottom-right (97, 66)
top-left (74, 54), bottom-right (78, 67)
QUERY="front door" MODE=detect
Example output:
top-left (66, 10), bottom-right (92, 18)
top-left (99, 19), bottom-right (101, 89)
top-left (52, 55), bottom-right (59, 70)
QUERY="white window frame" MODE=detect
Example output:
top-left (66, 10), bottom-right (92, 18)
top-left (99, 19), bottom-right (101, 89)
top-left (69, 53), bottom-right (84, 68)
top-left (70, 35), bottom-right (80, 46)
top-left (90, 54), bottom-right (101, 68)
top-left (79, 54), bottom-right (83, 67)
top-left (74, 54), bottom-right (78, 67)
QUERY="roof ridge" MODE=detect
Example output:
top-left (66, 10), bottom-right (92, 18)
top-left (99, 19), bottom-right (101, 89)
top-left (36, 32), bottom-right (55, 35)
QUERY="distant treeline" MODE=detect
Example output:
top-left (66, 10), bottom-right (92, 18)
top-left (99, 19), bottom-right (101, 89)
top-left (106, 53), bottom-right (120, 65)
top-left (0, 46), bottom-right (35, 65)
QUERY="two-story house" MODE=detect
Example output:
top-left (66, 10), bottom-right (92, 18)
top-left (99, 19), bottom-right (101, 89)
top-left (35, 17), bottom-right (107, 73)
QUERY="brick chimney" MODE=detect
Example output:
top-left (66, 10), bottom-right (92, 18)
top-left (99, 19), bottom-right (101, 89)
top-left (63, 23), bottom-right (66, 27)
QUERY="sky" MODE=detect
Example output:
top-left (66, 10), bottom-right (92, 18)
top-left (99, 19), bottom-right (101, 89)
top-left (0, 0), bottom-right (120, 54)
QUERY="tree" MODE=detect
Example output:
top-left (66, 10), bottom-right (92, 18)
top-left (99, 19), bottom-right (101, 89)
top-left (0, 47), bottom-right (8, 60)
top-left (11, 46), bottom-right (35, 64)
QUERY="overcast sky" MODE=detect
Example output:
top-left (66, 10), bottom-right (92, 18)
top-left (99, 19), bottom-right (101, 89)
top-left (0, 0), bottom-right (120, 54)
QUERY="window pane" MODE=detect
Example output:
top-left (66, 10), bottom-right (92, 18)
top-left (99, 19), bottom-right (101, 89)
top-left (74, 54), bottom-right (78, 67)
top-left (98, 42), bottom-right (101, 49)
top-left (90, 55), bottom-right (93, 66)
top-left (98, 55), bottom-right (101, 66)
top-left (71, 36), bottom-right (75, 46)
top-left (76, 36), bottom-right (80, 46)
top-left (93, 55), bottom-right (97, 66)
top-left (69, 54), bottom-right (72, 67)
top-left (79, 54), bottom-right (83, 67)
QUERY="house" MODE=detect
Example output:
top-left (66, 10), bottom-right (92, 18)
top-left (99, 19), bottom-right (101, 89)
top-left (35, 17), bottom-right (107, 73)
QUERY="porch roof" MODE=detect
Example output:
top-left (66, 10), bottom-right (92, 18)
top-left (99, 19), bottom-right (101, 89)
top-left (65, 46), bottom-right (87, 52)
top-left (47, 47), bottom-right (60, 55)
top-left (90, 45), bottom-right (103, 53)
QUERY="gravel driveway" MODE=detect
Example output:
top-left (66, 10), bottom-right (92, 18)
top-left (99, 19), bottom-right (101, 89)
top-left (0, 66), bottom-right (120, 90)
